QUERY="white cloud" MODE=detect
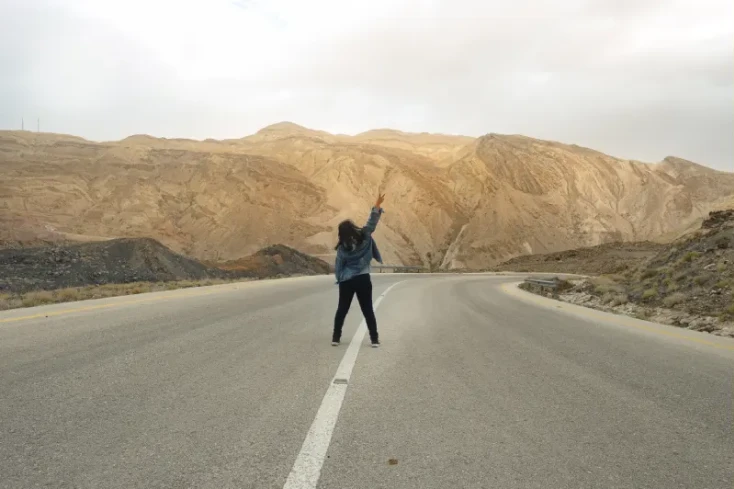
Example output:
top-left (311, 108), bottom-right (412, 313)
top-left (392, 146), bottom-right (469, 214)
top-left (1, 0), bottom-right (732, 170)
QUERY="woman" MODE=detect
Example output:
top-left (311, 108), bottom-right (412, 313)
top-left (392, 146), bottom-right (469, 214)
top-left (332, 193), bottom-right (385, 348)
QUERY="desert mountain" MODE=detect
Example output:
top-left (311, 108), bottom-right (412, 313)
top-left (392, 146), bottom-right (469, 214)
top-left (1, 125), bottom-right (732, 268)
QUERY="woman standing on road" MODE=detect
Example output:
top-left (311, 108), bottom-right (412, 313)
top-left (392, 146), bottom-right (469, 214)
top-left (332, 194), bottom-right (385, 348)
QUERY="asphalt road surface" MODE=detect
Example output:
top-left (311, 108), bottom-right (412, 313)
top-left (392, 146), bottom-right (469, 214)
top-left (1, 274), bottom-right (732, 489)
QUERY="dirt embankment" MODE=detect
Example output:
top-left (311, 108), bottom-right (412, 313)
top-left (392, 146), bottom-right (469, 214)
top-left (517, 210), bottom-right (734, 337)
top-left (0, 239), bottom-right (330, 295)
top-left (210, 244), bottom-right (332, 279)
top-left (0, 238), bottom-right (227, 293)
top-left (494, 241), bottom-right (665, 275)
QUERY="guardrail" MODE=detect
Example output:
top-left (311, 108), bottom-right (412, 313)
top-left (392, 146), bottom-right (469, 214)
top-left (373, 265), bottom-right (427, 273)
top-left (523, 277), bottom-right (561, 297)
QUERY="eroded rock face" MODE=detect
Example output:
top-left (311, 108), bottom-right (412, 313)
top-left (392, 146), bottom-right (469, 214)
top-left (2, 125), bottom-right (733, 268)
top-left (702, 210), bottom-right (734, 229)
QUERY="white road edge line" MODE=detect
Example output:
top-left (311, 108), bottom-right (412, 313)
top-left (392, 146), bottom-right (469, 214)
top-left (282, 281), bottom-right (404, 489)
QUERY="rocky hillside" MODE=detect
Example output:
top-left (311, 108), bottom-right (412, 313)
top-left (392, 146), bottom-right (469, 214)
top-left (1, 125), bottom-right (732, 268)
top-left (495, 241), bottom-right (665, 276)
top-left (628, 209), bottom-right (734, 320)
top-left (0, 238), bottom-right (226, 293)
top-left (521, 210), bottom-right (734, 336)
top-left (0, 238), bottom-right (329, 293)
top-left (213, 244), bottom-right (331, 279)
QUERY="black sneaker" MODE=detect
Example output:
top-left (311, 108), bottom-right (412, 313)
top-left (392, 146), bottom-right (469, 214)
top-left (331, 340), bottom-right (340, 346)
top-left (371, 340), bottom-right (380, 348)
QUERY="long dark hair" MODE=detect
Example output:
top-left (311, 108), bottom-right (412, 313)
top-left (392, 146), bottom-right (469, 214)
top-left (335, 219), bottom-right (365, 251)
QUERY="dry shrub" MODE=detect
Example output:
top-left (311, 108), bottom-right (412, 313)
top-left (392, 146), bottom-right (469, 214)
top-left (21, 291), bottom-right (56, 308)
top-left (1, 277), bottom-right (245, 311)
top-left (641, 269), bottom-right (658, 279)
top-left (0, 293), bottom-right (17, 310)
top-left (127, 283), bottom-right (152, 295)
top-left (642, 288), bottom-right (658, 300)
top-left (604, 274), bottom-right (627, 283)
top-left (681, 251), bottom-right (701, 263)
top-left (663, 292), bottom-right (687, 308)
top-left (56, 288), bottom-right (81, 302)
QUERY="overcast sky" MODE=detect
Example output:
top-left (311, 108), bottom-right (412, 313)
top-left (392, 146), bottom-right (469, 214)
top-left (1, 0), bottom-right (732, 171)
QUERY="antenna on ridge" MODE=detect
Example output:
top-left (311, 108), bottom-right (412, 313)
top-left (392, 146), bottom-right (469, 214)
top-left (22, 118), bottom-right (24, 131)
top-left (37, 117), bottom-right (39, 133)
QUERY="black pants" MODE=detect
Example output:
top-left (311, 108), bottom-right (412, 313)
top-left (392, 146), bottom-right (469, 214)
top-left (333, 273), bottom-right (378, 343)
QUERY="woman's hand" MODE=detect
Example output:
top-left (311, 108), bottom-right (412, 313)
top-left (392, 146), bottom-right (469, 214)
top-left (375, 193), bottom-right (385, 209)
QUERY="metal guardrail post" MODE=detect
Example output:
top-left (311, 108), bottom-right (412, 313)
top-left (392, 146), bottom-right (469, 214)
top-left (374, 265), bottom-right (429, 273)
top-left (523, 277), bottom-right (561, 298)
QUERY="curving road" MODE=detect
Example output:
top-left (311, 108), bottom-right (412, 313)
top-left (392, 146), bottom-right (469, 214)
top-left (1, 274), bottom-right (732, 489)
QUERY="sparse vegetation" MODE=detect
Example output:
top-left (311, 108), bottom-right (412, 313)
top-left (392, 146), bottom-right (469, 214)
top-left (715, 236), bottom-right (730, 249)
top-left (56, 288), bottom-right (81, 302)
top-left (517, 209), bottom-right (734, 336)
top-left (694, 275), bottom-right (708, 285)
top-left (556, 279), bottom-right (574, 292)
top-left (494, 241), bottom-right (665, 276)
top-left (20, 291), bottom-right (56, 308)
top-left (688, 286), bottom-right (706, 298)
top-left (634, 309), bottom-right (652, 320)
top-left (595, 284), bottom-right (624, 295)
top-left (681, 251), bottom-right (701, 263)
top-left (642, 288), bottom-right (658, 300)
top-left (641, 269), bottom-right (658, 279)
top-left (0, 239), bottom-right (330, 312)
top-left (663, 292), bottom-right (687, 308)
top-left (591, 275), bottom-right (617, 286)
top-left (0, 278), bottom-right (247, 311)
top-left (606, 293), bottom-right (628, 306)
top-left (591, 275), bottom-right (626, 295)
top-left (604, 274), bottom-right (627, 283)
top-left (128, 284), bottom-right (150, 295)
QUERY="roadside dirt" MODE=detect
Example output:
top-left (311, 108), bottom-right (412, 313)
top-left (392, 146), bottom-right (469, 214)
top-left (516, 210), bottom-right (734, 337)
top-left (494, 241), bottom-right (665, 275)
top-left (0, 239), bottom-right (330, 294)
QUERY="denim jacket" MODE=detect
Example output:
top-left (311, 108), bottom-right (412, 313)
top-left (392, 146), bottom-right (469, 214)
top-left (334, 207), bottom-right (384, 284)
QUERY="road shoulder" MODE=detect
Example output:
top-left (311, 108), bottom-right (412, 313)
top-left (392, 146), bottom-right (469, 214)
top-left (500, 281), bottom-right (734, 356)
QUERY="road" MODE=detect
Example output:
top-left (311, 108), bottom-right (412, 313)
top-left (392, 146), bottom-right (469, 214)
top-left (1, 274), bottom-right (732, 489)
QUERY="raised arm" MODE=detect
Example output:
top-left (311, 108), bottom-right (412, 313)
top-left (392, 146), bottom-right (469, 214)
top-left (362, 194), bottom-right (385, 234)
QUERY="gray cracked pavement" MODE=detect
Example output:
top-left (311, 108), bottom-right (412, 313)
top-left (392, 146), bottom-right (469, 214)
top-left (1, 274), bottom-right (732, 489)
